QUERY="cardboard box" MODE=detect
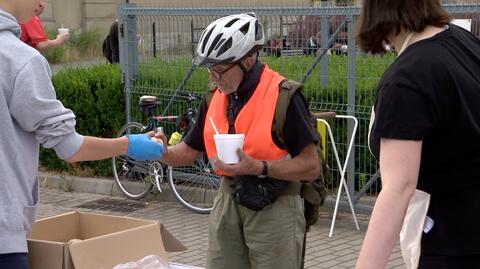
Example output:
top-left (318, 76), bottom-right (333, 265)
top-left (27, 211), bottom-right (186, 269)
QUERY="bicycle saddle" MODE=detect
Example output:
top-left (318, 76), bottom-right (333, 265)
top-left (138, 95), bottom-right (159, 115)
top-left (139, 95), bottom-right (157, 106)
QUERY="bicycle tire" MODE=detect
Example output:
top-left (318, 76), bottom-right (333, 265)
top-left (112, 122), bottom-right (154, 199)
top-left (167, 153), bottom-right (220, 214)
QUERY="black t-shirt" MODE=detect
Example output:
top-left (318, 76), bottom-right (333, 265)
top-left (369, 24), bottom-right (480, 255)
top-left (184, 62), bottom-right (318, 158)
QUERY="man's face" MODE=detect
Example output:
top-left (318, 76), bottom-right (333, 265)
top-left (208, 63), bottom-right (243, 95)
top-left (12, 0), bottom-right (44, 23)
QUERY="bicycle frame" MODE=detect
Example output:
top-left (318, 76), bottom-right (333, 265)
top-left (113, 92), bottom-right (219, 214)
top-left (143, 93), bottom-right (198, 135)
top-left (137, 94), bottom-right (199, 191)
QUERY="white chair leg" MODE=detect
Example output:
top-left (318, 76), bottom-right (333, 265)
top-left (318, 116), bottom-right (360, 238)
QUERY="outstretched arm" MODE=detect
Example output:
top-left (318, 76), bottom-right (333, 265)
top-left (66, 136), bottom-right (127, 163)
top-left (157, 139), bottom-right (202, 167)
top-left (355, 138), bottom-right (421, 269)
top-left (66, 132), bottom-right (165, 163)
top-left (36, 33), bottom-right (69, 51)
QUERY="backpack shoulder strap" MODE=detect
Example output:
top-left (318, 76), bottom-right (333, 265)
top-left (273, 79), bottom-right (304, 148)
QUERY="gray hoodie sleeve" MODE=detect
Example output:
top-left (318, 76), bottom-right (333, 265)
top-left (10, 54), bottom-right (84, 160)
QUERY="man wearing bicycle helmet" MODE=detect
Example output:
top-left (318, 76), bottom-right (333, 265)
top-left (158, 13), bottom-right (319, 269)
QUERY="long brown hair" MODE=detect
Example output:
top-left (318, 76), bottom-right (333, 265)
top-left (357, 0), bottom-right (451, 54)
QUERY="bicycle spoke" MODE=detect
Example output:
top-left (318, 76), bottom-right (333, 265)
top-left (168, 157), bottom-right (220, 214)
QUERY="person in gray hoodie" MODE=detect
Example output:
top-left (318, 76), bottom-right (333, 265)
top-left (0, 1), bottom-right (164, 268)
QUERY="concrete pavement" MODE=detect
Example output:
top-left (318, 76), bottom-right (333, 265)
top-left (37, 176), bottom-right (405, 269)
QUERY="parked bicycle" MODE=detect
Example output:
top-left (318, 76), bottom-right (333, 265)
top-left (112, 92), bottom-right (220, 214)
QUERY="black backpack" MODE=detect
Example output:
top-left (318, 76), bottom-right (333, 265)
top-left (273, 80), bottom-right (329, 228)
top-left (102, 34), bottom-right (113, 64)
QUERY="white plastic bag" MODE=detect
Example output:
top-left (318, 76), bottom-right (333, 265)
top-left (113, 255), bottom-right (170, 269)
top-left (168, 262), bottom-right (205, 269)
top-left (400, 189), bottom-right (431, 269)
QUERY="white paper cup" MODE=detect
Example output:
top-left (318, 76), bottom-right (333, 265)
top-left (214, 134), bottom-right (245, 164)
top-left (58, 28), bottom-right (69, 35)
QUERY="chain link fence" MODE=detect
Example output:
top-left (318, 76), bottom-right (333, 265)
top-left (119, 2), bottom-right (480, 214)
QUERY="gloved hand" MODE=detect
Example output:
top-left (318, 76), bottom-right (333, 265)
top-left (126, 134), bottom-right (164, 161)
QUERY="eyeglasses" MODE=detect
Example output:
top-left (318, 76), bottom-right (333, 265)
top-left (207, 64), bottom-right (236, 80)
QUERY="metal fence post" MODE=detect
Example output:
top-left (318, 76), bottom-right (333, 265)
top-left (119, 3), bottom-right (138, 124)
top-left (346, 15), bottom-right (357, 199)
top-left (190, 20), bottom-right (195, 57)
top-left (320, 16), bottom-right (329, 88)
top-left (152, 22), bottom-right (157, 58)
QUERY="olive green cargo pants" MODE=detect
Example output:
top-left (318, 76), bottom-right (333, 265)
top-left (206, 181), bottom-right (305, 269)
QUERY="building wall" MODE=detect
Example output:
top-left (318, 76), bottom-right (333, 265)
top-left (40, 0), bottom-right (314, 34)
top-left (131, 0), bottom-right (312, 7)
top-left (40, 0), bottom-right (480, 35)
top-left (41, 0), bottom-right (122, 35)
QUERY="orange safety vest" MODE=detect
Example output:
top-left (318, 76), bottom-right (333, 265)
top-left (204, 65), bottom-right (289, 176)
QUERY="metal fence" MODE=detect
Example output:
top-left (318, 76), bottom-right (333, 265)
top-left (119, 2), bottom-right (480, 214)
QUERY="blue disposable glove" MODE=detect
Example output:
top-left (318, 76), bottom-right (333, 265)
top-left (126, 134), bottom-right (164, 161)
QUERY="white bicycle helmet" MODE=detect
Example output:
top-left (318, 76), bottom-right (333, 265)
top-left (193, 12), bottom-right (265, 67)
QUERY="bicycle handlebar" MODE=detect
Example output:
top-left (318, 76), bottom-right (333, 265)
top-left (175, 91), bottom-right (202, 101)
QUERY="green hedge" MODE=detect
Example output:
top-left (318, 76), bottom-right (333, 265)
top-left (135, 54), bottom-right (394, 97)
top-left (134, 55), bottom-right (394, 188)
top-left (40, 55), bottom-right (393, 186)
top-left (39, 64), bottom-right (124, 176)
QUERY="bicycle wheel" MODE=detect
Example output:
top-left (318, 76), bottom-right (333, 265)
top-left (167, 153), bottom-right (220, 214)
top-left (112, 122), bottom-right (154, 199)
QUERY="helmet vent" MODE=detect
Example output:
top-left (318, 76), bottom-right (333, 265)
top-left (201, 27), bottom-right (215, 54)
top-left (224, 18), bottom-right (240, 28)
top-left (254, 21), bottom-right (263, 41)
top-left (239, 23), bottom-right (250, 35)
top-left (214, 38), bottom-right (226, 51)
top-left (217, 37), bottom-right (232, 57)
top-left (208, 33), bottom-right (223, 56)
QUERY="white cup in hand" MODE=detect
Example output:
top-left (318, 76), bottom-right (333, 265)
top-left (214, 134), bottom-right (245, 164)
top-left (58, 28), bottom-right (69, 35)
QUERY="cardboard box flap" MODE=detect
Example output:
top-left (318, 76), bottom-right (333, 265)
top-left (69, 223), bottom-right (166, 269)
top-left (63, 244), bottom-right (75, 269)
top-left (28, 212), bottom-right (80, 242)
top-left (27, 240), bottom-right (66, 269)
top-left (78, 212), bottom-right (155, 239)
top-left (160, 224), bottom-right (187, 252)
